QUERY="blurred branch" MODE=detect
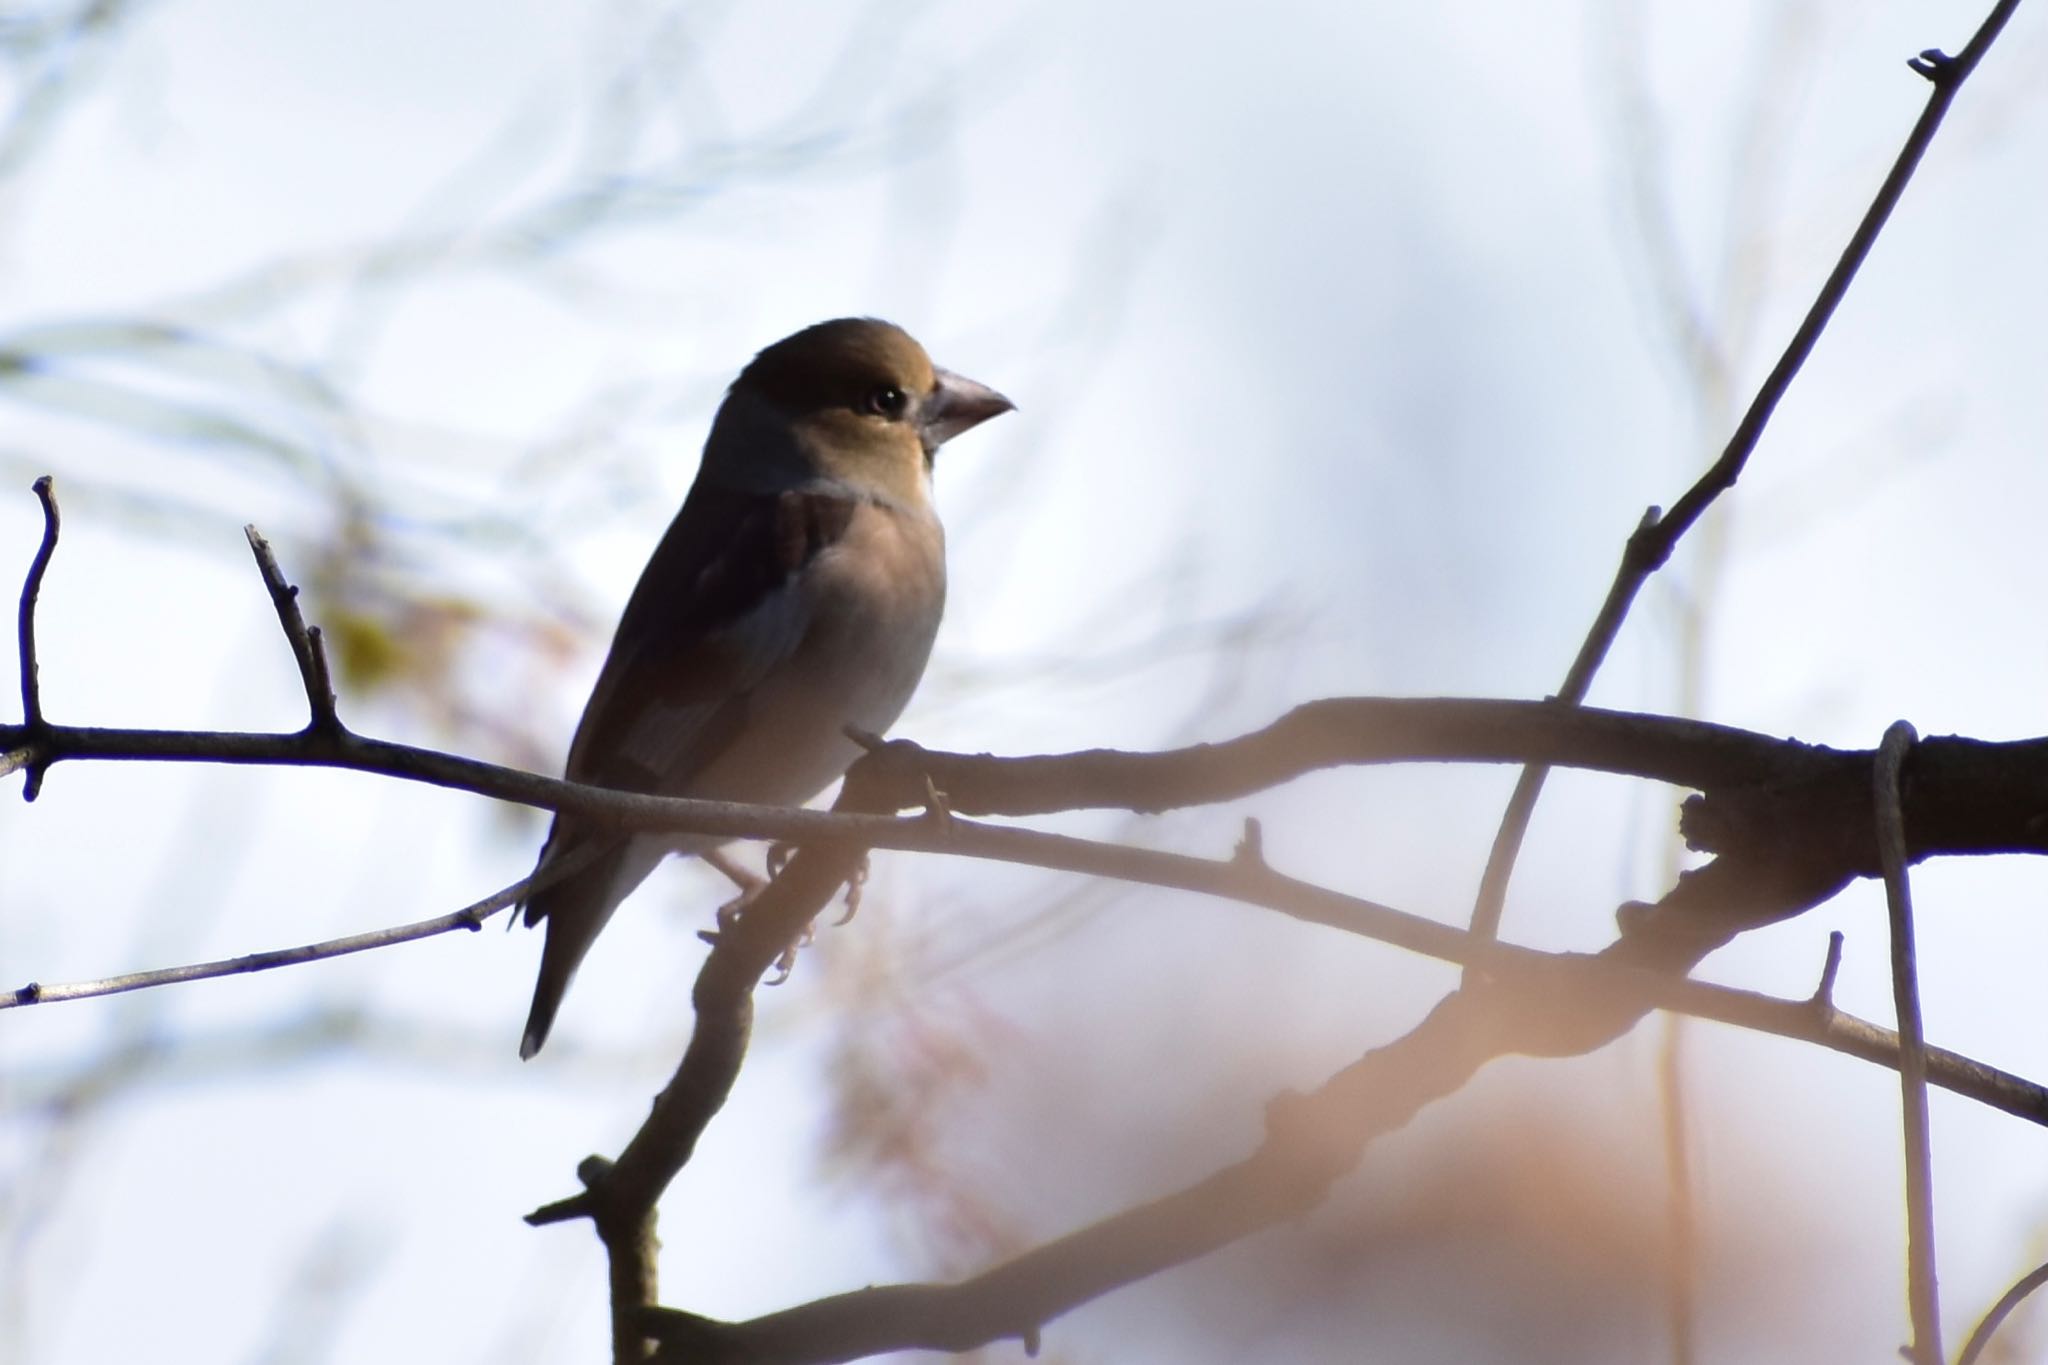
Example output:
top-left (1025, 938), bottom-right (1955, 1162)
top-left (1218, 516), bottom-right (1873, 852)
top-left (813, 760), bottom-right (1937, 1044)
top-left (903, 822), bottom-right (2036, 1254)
top-left (1958, 1258), bottom-right (2048, 1365)
top-left (1599, 12), bottom-right (1825, 1360)
top-left (0, 0), bottom-right (145, 180)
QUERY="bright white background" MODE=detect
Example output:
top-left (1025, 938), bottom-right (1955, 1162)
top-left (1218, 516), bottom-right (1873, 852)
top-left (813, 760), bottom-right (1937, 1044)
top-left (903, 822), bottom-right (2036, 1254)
top-left (3, 1), bottom-right (2047, 1361)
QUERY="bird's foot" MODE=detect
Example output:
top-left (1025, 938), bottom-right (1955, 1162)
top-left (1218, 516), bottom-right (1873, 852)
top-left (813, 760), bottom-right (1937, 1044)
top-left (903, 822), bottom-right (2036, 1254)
top-left (697, 850), bottom-right (872, 983)
top-left (765, 934), bottom-right (805, 986)
top-left (834, 854), bottom-right (870, 926)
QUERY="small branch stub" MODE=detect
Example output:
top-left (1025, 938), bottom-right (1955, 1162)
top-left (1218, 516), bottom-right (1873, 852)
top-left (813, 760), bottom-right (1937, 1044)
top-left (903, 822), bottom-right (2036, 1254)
top-left (1908, 48), bottom-right (1955, 82)
top-left (1233, 816), bottom-right (1266, 870)
top-left (1811, 931), bottom-right (1846, 1011)
top-left (244, 525), bottom-right (342, 735)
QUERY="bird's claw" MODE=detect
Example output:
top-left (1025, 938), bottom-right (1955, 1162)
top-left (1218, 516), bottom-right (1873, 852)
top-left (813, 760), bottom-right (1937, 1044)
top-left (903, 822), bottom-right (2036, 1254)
top-left (834, 855), bottom-right (870, 926)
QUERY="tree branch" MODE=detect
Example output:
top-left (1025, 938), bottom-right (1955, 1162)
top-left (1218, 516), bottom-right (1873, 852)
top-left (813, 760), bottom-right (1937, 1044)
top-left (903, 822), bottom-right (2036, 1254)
top-left (244, 524), bottom-right (339, 734)
top-left (1465, 0), bottom-right (2025, 951)
top-left (4, 847), bottom-right (607, 1007)
top-left (538, 743), bottom-right (2048, 1361)
top-left (11, 709), bottom-right (2048, 1014)
top-left (628, 854), bottom-right (2035, 1364)
top-left (1877, 721), bottom-right (1941, 1365)
top-left (11, 475), bottom-right (58, 799)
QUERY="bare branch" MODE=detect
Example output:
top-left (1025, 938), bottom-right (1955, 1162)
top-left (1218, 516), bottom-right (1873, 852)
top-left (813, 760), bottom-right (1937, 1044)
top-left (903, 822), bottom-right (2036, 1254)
top-left (1465, 0), bottom-right (2026, 951)
top-left (2, 843), bottom-right (610, 1008)
top-left (244, 524), bottom-right (341, 734)
top-left (10, 688), bottom-right (2048, 949)
top-left (530, 745), bottom-right (2048, 1360)
top-left (0, 697), bottom-right (1832, 835)
top-left (1811, 929), bottom-right (1846, 1009)
top-left (1657, 1016), bottom-right (1697, 1365)
top-left (1877, 720), bottom-right (1941, 1365)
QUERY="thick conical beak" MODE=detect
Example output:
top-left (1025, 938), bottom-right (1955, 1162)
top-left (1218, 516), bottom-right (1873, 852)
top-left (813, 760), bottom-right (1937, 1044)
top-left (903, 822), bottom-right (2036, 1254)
top-left (920, 368), bottom-right (1015, 451)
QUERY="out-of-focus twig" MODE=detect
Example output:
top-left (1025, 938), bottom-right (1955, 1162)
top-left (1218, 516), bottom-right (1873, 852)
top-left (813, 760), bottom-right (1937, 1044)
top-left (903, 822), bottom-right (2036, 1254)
top-left (1957, 1258), bottom-right (2048, 1365)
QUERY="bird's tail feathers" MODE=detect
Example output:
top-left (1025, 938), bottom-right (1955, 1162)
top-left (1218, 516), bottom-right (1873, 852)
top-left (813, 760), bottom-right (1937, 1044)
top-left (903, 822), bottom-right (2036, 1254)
top-left (517, 836), bottom-right (665, 1059)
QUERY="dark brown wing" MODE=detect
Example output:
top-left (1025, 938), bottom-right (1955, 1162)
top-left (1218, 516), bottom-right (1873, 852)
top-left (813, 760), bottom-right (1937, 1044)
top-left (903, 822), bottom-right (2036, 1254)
top-left (523, 484), bottom-right (858, 914)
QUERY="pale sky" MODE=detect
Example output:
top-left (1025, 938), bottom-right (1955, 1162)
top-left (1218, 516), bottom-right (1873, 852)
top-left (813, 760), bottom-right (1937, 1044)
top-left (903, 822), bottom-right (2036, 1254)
top-left (4, 1), bottom-right (2048, 1361)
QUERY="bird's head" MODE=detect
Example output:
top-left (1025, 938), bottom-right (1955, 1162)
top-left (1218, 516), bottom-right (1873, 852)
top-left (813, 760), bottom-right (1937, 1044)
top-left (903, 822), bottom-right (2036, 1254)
top-left (709, 318), bottom-right (1013, 504)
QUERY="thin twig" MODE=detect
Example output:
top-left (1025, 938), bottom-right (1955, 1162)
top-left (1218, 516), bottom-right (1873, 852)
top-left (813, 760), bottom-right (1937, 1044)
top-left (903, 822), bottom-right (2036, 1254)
top-left (1876, 720), bottom-right (1940, 1365)
top-left (1811, 930), bottom-right (1846, 1009)
top-left (3, 843), bottom-right (603, 1008)
top-left (244, 524), bottom-right (340, 734)
top-left (1956, 1258), bottom-right (2048, 1365)
top-left (14, 475), bottom-right (59, 800)
top-left (1465, 0), bottom-right (2023, 952)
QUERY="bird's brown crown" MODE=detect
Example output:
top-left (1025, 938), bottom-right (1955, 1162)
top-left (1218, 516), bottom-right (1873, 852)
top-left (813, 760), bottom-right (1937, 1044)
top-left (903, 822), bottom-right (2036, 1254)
top-left (734, 317), bottom-right (937, 416)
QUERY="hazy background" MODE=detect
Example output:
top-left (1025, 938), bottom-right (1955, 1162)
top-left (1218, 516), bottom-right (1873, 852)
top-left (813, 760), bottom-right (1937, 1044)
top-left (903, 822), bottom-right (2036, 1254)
top-left (4, 1), bottom-right (2047, 1361)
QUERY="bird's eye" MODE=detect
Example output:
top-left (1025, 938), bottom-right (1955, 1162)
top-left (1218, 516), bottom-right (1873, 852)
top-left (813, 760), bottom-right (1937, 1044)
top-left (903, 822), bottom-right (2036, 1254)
top-left (861, 385), bottom-right (908, 419)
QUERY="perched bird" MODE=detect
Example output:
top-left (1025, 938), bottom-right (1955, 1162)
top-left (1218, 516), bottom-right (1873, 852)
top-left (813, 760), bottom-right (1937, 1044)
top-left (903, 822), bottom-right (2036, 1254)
top-left (517, 318), bottom-right (1012, 1059)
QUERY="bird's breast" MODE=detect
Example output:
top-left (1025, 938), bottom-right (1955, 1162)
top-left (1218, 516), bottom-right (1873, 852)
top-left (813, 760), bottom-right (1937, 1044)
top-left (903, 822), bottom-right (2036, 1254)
top-left (690, 499), bottom-right (945, 810)
top-left (791, 500), bottom-right (946, 725)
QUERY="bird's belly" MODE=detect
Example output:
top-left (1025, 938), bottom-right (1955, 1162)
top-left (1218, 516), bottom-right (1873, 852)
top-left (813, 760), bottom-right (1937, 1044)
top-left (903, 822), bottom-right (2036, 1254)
top-left (691, 659), bottom-right (922, 809)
